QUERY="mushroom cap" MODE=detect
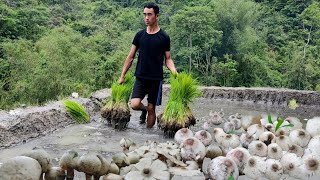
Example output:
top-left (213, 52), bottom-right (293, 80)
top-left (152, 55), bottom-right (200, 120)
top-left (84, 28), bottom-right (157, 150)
top-left (0, 156), bottom-right (42, 180)
top-left (44, 167), bottom-right (66, 180)
top-left (96, 154), bottom-right (111, 176)
top-left (125, 158), bottom-right (169, 180)
top-left (226, 147), bottom-right (250, 173)
top-left (300, 153), bottom-right (320, 178)
top-left (288, 144), bottom-right (304, 157)
top-left (306, 117), bottom-right (320, 137)
top-left (59, 150), bottom-right (79, 170)
top-left (120, 138), bottom-right (134, 151)
top-left (259, 132), bottom-right (276, 146)
top-left (194, 130), bottom-right (212, 146)
top-left (213, 128), bottom-right (226, 144)
top-left (276, 135), bottom-right (292, 151)
top-left (223, 121), bottom-right (236, 133)
top-left (265, 159), bottom-right (283, 180)
top-left (240, 132), bottom-right (253, 149)
top-left (206, 144), bottom-right (223, 159)
top-left (221, 134), bottom-right (240, 149)
top-left (280, 153), bottom-right (303, 178)
top-left (207, 156), bottom-right (239, 180)
top-left (103, 173), bottom-right (123, 180)
top-left (22, 147), bottom-right (52, 173)
top-left (247, 124), bottom-right (265, 140)
top-left (289, 129), bottom-right (311, 147)
top-left (248, 141), bottom-right (268, 157)
top-left (180, 137), bottom-right (206, 162)
top-left (209, 111), bottom-right (223, 125)
top-left (77, 154), bottom-right (102, 175)
top-left (243, 156), bottom-right (267, 179)
top-left (267, 143), bottom-right (283, 160)
top-left (174, 128), bottom-right (194, 145)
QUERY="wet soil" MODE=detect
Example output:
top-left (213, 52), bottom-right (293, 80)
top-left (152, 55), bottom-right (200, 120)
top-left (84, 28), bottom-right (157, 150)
top-left (0, 90), bottom-right (319, 179)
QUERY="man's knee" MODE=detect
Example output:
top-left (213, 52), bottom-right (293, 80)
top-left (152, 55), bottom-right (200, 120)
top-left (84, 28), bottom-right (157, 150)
top-left (131, 98), bottom-right (142, 110)
top-left (147, 104), bottom-right (155, 113)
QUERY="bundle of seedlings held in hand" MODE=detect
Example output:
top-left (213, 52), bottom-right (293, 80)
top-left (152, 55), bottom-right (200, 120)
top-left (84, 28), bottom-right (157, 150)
top-left (157, 72), bottom-right (201, 137)
top-left (101, 73), bottom-right (134, 130)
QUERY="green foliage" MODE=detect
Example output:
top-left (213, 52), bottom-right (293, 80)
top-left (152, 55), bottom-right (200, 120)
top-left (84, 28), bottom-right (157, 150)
top-left (267, 114), bottom-right (294, 131)
top-left (64, 100), bottom-right (90, 123)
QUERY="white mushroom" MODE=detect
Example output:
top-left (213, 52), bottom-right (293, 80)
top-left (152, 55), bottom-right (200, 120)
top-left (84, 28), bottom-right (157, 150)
top-left (300, 154), bottom-right (320, 179)
top-left (306, 117), bottom-right (320, 137)
top-left (226, 147), bottom-right (250, 174)
top-left (209, 111), bottom-right (223, 125)
top-left (240, 132), bottom-right (254, 148)
top-left (223, 121), bottom-right (236, 133)
top-left (194, 130), bottom-right (212, 146)
top-left (203, 121), bottom-right (213, 131)
top-left (248, 141), bottom-right (268, 157)
top-left (120, 138), bottom-right (134, 152)
top-left (59, 150), bottom-right (80, 180)
top-left (289, 129), bottom-right (311, 147)
top-left (213, 128), bottom-right (226, 144)
top-left (22, 147), bottom-right (52, 178)
top-left (221, 134), bottom-right (240, 153)
top-left (280, 153), bottom-right (303, 179)
top-left (247, 124), bottom-right (265, 140)
top-left (207, 156), bottom-right (239, 180)
top-left (45, 167), bottom-right (66, 180)
top-left (77, 154), bottom-right (103, 180)
top-left (259, 131), bottom-right (276, 146)
top-left (180, 137), bottom-right (206, 162)
top-left (103, 173), bottom-right (123, 180)
top-left (276, 135), bottom-right (292, 151)
top-left (0, 156), bottom-right (42, 180)
top-left (228, 115), bottom-right (242, 130)
top-left (288, 144), bottom-right (304, 157)
top-left (265, 159), bottom-right (283, 180)
top-left (205, 144), bottom-right (223, 159)
top-left (274, 128), bottom-right (289, 137)
top-left (112, 153), bottom-right (129, 168)
top-left (124, 158), bottom-right (169, 180)
top-left (243, 156), bottom-right (267, 179)
top-left (267, 143), bottom-right (283, 160)
top-left (174, 128), bottom-right (194, 145)
top-left (284, 117), bottom-right (302, 130)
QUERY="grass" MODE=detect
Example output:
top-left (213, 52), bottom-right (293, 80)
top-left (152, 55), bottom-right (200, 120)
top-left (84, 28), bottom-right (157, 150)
top-left (64, 100), bottom-right (90, 123)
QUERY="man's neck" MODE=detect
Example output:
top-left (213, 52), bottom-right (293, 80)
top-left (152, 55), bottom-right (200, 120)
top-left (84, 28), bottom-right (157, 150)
top-left (147, 24), bottom-right (160, 34)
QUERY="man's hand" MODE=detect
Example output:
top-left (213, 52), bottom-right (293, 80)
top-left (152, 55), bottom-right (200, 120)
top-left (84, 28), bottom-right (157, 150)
top-left (118, 76), bottom-right (125, 84)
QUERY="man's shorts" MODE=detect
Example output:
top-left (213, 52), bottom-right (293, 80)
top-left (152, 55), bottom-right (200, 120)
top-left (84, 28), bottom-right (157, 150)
top-left (131, 77), bottom-right (162, 106)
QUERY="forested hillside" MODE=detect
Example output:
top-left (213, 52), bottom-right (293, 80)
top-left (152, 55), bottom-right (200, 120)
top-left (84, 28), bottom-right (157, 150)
top-left (1, 0), bottom-right (319, 109)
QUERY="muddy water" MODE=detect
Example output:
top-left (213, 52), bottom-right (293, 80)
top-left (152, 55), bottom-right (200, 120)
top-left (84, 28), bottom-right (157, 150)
top-left (0, 97), bottom-right (318, 179)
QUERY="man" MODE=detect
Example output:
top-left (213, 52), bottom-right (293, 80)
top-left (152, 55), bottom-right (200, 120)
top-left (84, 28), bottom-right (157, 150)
top-left (118, 2), bottom-right (177, 128)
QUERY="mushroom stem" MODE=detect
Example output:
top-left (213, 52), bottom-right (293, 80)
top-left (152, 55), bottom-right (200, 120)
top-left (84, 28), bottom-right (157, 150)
top-left (85, 174), bottom-right (92, 180)
top-left (39, 173), bottom-right (44, 180)
top-left (66, 168), bottom-right (74, 180)
top-left (94, 175), bottom-right (100, 180)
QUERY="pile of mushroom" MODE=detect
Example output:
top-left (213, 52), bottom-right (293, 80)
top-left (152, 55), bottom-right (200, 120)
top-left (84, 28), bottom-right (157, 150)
top-left (0, 113), bottom-right (319, 180)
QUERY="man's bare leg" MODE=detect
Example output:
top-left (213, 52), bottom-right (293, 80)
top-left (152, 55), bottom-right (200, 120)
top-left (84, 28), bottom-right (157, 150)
top-left (146, 103), bottom-right (156, 128)
top-left (131, 98), bottom-right (147, 123)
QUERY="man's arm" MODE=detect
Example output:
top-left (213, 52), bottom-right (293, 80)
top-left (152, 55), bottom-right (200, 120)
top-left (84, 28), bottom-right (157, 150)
top-left (164, 51), bottom-right (177, 75)
top-left (118, 45), bottom-right (137, 84)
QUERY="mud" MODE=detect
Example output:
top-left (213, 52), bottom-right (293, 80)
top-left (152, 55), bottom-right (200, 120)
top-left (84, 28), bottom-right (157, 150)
top-left (0, 86), bottom-right (319, 179)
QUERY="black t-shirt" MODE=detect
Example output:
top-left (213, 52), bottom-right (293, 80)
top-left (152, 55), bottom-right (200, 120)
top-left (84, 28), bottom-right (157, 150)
top-left (132, 29), bottom-right (170, 80)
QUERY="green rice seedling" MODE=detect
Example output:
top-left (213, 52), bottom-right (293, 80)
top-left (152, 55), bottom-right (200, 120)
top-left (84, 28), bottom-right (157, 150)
top-left (158, 72), bottom-right (201, 137)
top-left (101, 73), bottom-right (134, 129)
top-left (64, 100), bottom-right (90, 123)
top-left (268, 114), bottom-right (294, 131)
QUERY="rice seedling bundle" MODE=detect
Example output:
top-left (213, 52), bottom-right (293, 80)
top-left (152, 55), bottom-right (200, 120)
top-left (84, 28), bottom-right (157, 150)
top-left (157, 72), bottom-right (201, 137)
top-left (64, 100), bottom-right (90, 123)
top-left (101, 73), bottom-right (134, 129)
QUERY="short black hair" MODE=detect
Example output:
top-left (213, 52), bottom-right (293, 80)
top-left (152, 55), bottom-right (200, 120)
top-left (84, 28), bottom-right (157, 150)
top-left (144, 2), bottom-right (159, 15)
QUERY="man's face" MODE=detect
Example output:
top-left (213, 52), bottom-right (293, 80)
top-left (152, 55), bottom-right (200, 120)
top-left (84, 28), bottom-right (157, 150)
top-left (143, 8), bottom-right (158, 26)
